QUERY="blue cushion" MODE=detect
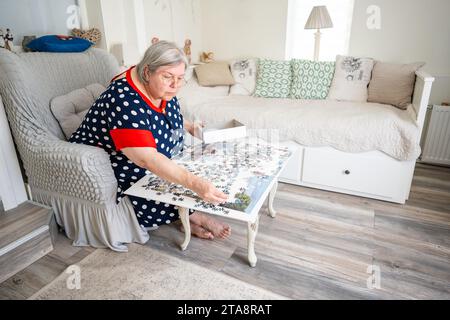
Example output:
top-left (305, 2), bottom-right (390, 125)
top-left (26, 35), bottom-right (93, 53)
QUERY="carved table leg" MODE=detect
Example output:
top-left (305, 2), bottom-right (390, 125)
top-left (247, 215), bottom-right (260, 267)
top-left (268, 180), bottom-right (278, 218)
top-left (178, 207), bottom-right (191, 251)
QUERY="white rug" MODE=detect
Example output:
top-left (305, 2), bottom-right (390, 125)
top-left (30, 244), bottom-right (287, 300)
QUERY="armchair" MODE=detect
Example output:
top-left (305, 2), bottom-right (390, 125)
top-left (0, 48), bottom-right (149, 251)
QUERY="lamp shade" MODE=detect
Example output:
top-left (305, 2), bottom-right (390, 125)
top-left (304, 6), bottom-right (333, 29)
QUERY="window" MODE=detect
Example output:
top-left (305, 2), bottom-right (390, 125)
top-left (285, 0), bottom-right (355, 61)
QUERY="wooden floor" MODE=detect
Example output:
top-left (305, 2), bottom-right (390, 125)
top-left (1, 163), bottom-right (449, 299)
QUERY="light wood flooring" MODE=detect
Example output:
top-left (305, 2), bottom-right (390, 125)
top-left (1, 163), bottom-right (449, 299)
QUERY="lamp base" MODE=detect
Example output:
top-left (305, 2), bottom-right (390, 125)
top-left (314, 29), bottom-right (321, 62)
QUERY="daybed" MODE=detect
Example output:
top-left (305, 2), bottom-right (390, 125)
top-left (178, 69), bottom-right (434, 204)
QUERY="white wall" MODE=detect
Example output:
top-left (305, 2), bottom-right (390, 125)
top-left (82, 0), bottom-right (202, 66)
top-left (99, 0), bottom-right (127, 62)
top-left (0, 97), bottom-right (28, 211)
top-left (143, 0), bottom-right (203, 63)
top-left (0, 0), bottom-right (76, 45)
top-left (348, 0), bottom-right (450, 105)
top-left (201, 0), bottom-right (288, 60)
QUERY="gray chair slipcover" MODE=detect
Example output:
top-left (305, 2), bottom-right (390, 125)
top-left (0, 48), bottom-right (149, 251)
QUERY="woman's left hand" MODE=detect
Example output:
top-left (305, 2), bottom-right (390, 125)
top-left (185, 119), bottom-right (205, 139)
top-left (192, 120), bottom-right (206, 139)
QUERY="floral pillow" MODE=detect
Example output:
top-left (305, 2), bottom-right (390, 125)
top-left (327, 55), bottom-right (374, 102)
top-left (253, 59), bottom-right (292, 98)
top-left (229, 58), bottom-right (257, 95)
top-left (290, 59), bottom-right (335, 99)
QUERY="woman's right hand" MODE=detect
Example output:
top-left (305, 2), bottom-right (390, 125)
top-left (193, 177), bottom-right (228, 205)
top-left (122, 147), bottom-right (229, 205)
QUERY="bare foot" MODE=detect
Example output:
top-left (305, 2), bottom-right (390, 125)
top-left (179, 223), bottom-right (214, 240)
top-left (189, 211), bottom-right (231, 239)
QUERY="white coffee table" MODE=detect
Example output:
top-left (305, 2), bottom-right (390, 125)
top-left (125, 138), bottom-right (291, 267)
top-left (177, 179), bottom-right (279, 267)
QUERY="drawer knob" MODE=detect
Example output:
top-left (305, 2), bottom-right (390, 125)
top-left (344, 170), bottom-right (351, 175)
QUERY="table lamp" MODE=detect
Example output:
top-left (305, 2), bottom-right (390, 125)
top-left (304, 5), bottom-right (333, 61)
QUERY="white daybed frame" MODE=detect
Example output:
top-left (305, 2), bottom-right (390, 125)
top-left (277, 71), bottom-right (435, 204)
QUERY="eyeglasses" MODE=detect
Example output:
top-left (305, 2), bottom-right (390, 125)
top-left (159, 72), bottom-right (187, 87)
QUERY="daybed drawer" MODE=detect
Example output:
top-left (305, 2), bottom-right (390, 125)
top-left (301, 147), bottom-right (412, 199)
top-left (278, 141), bottom-right (303, 183)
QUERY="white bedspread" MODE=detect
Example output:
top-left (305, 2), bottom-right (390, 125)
top-left (178, 82), bottom-right (421, 161)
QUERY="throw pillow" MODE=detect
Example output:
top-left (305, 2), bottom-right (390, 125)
top-left (194, 61), bottom-right (235, 86)
top-left (71, 28), bottom-right (102, 45)
top-left (327, 55), bottom-right (374, 102)
top-left (26, 35), bottom-right (93, 53)
top-left (290, 59), bottom-right (335, 99)
top-left (253, 59), bottom-right (292, 98)
top-left (368, 61), bottom-right (425, 109)
top-left (229, 58), bottom-right (257, 95)
top-left (50, 83), bottom-right (106, 139)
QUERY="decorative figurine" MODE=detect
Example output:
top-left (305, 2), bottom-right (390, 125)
top-left (200, 51), bottom-right (214, 63)
top-left (151, 37), bottom-right (160, 45)
top-left (4, 28), bottom-right (13, 51)
top-left (183, 39), bottom-right (192, 64)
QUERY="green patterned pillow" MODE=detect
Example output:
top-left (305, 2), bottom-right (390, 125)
top-left (290, 59), bottom-right (335, 100)
top-left (253, 59), bottom-right (292, 98)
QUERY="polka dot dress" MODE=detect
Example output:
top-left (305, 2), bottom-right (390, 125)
top-left (69, 66), bottom-right (194, 229)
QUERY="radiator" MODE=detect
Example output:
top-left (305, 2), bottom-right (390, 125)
top-left (421, 105), bottom-right (450, 165)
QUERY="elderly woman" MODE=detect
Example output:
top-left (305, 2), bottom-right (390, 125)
top-left (69, 41), bottom-right (230, 240)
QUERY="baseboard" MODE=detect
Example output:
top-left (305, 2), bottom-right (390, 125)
top-left (416, 159), bottom-right (450, 168)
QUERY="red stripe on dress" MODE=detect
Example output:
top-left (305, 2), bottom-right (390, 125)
top-left (126, 66), bottom-right (167, 114)
top-left (110, 129), bottom-right (156, 151)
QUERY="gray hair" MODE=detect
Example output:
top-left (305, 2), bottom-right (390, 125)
top-left (136, 41), bottom-right (188, 83)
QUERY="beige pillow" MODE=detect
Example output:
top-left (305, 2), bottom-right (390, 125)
top-left (368, 61), bottom-right (425, 109)
top-left (50, 83), bottom-right (106, 139)
top-left (194, 61), bottom-right (235, 86)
